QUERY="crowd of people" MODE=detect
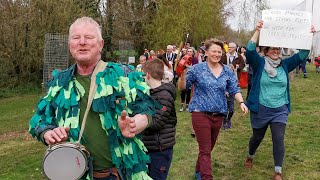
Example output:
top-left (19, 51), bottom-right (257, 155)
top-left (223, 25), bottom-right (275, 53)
top-left (28, 16), bottom-right (316, 180)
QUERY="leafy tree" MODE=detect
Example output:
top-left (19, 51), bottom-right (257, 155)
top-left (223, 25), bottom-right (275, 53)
top-left (0, 0), bottom-right (248, 88)
top-left (145, 0), bottom-right (226, 49)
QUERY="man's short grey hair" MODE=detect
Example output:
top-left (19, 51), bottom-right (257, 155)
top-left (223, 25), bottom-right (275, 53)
top-left (69, 17), bottom-right (102, 41)
top-left (167, 45), bottom-right (173, 50)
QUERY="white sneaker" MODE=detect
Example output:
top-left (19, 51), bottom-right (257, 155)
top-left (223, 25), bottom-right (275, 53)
top-left (179, 105), bottom-right (184, 112)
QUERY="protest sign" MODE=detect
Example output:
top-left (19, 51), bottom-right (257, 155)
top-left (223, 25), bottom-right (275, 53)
top-left (260, 9), bottom-right (313, 50)
top-left (128, 56), bottom-right (135, 64)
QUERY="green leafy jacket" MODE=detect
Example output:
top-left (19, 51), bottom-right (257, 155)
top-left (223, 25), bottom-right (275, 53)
top-left (29, 62), bottom-right (159, 180)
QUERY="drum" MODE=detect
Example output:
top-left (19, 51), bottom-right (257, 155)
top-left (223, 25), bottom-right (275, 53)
top-left (239, 71), bottom-right (248, 89)
top-left (176, 55), bottom-right (193, 77)
top-left (42, 142), bottom-right (90, 180)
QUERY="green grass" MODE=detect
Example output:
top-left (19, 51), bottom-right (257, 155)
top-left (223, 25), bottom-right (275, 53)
top-left (1, 63), bottom-right (320, 179)
top-left (0, 95), bottom-right (39, 134)
top-left (0, 83), bottom-right (42, 99)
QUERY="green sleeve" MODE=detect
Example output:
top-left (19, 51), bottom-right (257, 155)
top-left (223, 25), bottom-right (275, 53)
top-left (298, 50), bottom-right (310, 60)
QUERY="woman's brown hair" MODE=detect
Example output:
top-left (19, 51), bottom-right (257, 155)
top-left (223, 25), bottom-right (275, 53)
top-left (204, 38), bottom-right (224, 52)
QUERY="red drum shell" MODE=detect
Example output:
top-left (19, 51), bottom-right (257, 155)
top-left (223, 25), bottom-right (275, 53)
top-left (176, 55), bottom-right (193, 77)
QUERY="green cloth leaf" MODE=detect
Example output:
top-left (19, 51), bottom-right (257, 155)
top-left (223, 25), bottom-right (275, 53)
top-left (74, 80), bottom-right (85, 98)
top-left (114, 147), bottom-right (121, 157)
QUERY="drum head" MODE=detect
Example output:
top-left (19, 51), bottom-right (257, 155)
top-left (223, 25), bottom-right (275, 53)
top-left (43, 146), bottom-right (87, 180)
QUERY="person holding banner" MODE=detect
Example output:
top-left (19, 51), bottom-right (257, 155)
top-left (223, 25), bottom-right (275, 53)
top-left (29, 17), bottom-right (159, 180)
top-left (315, 54), bottom-right (320, 73)
top-left (244, 20), bottom-right (316, 180)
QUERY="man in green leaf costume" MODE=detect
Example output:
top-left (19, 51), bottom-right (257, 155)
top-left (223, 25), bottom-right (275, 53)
top-left (29, 17), bottom-right (159, 180)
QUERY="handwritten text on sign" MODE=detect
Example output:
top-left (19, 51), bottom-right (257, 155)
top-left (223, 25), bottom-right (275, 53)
top-left (260, 9), bottom-right (312, 50)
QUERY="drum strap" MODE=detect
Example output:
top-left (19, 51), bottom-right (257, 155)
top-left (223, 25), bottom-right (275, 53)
top-left (77, 60), bottom-right (108, 143)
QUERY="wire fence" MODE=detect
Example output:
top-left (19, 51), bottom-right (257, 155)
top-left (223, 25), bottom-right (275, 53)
top-left (43, 33), bottom-right (69, 86)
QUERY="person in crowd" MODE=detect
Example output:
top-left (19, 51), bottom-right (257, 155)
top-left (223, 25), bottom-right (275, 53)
top-left (196, 46), bottom-right (207, 63)
top-left (189, 47), bottom-right (199, 65)
top-left (256, 46), bottom-right (265, 57)
top-left (136, 55), bottom-right (147, 72)
top-left (158, 56), bottom-right (174, 83)
top-left (173, 44), bottom-right (179, 54)
top-left (294, 49), bottom-right (310, 78)
top-left (174, 47), bottom-right (187, 87)
top-left (164, 45), bottom-right (177, 70)
top-left (315, 54), bottom-right (320, 73)
top-left (295, 59), bottom-right (308, 78)
top-left (157, 49), bottom-right (165, 59)
top-left (223, 41), bottom-right (229, 53)
top-left (220, 42), bottom-right (245, 129)
top-left (144, 49), bottom-right (150, 60)
top-left (185, 42), bottom-right (191, 49)
top-left (141, 58), bottom-right (177, 180)
top-left (181, 48), bottom-right (187, 58)
top-left (178, 38), bottom-right (248, 180)
top-left (238, 46), bottom-right (247, 62)
top-left (148, 50), bottom-right (157, 61)
top-left (29, 17), bottom-right (158, 180)
top-left (238, 46), bottom-right (248, 76)
top-left (221, 42), bottom-right (245, 79)
top-left (163, 45), bottom-right (177, 83)
top-left (179, 48), bottom-right (196, 112)
top-left (186, 47), bottom-right (199, 136)
top-left (246, 46), bottom-right (265, 100)
top-left (244, 20), bottom-right (316, 180)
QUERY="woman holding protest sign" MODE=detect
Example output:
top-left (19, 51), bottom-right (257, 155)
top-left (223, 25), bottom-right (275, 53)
top-left (244, 20), bottom-right (316, 180)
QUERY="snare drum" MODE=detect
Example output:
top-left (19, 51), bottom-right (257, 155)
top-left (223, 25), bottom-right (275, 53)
top-left (42, 142), bottom-right (90, 180)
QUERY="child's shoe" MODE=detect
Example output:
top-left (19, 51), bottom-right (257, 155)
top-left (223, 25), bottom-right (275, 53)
top-left (179, 104), bottom-right (184, 112)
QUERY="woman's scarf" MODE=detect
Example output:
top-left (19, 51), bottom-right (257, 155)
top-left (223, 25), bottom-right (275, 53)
top-left (264, 56), bottom-right (281, 78)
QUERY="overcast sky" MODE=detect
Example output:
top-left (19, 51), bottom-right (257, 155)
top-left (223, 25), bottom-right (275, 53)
top-left (228, 0), bottom-right (305, 30)
top-left (269, 0), bottom-right (303, 10)
top-left (269, 0), bottom-right (304, 9)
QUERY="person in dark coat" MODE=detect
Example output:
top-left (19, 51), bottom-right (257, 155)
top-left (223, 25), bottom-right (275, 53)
top-left (220, 42), bottom-right (245, 79)
top-left (141, 58), bottom-right (177, 180)
top-left (220, 42), bottom-right (245, 129)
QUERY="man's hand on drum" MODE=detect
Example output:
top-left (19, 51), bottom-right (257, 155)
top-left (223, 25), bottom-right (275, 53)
top-left (44, 127), bottom-right (70, 145)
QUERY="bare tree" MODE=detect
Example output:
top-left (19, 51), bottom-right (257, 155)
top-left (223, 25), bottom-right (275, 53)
top-left (0, 0), bottom-right (88, 87)
top-left (224, 0), bottom-right (269, 43)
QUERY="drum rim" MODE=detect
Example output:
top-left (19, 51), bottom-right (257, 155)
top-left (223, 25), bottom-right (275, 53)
top-left (42, 143), bottom-right (89, 180)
